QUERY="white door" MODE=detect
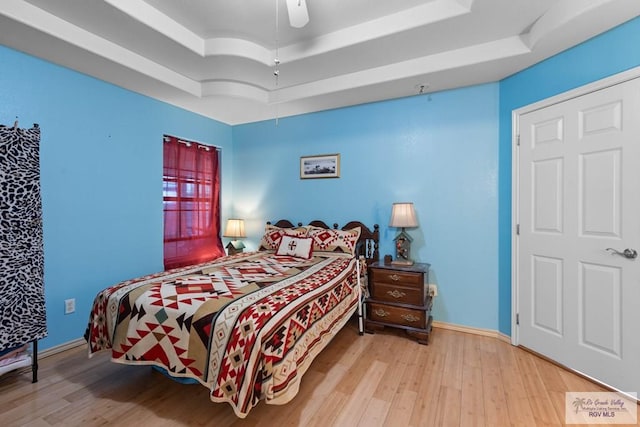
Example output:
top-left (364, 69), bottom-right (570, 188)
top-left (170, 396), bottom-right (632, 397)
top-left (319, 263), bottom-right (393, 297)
top-left (516, 76), bottom-right (640, 394)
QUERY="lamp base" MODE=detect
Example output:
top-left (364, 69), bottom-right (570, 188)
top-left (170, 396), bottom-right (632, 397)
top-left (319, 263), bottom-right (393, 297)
top-left (391, 259), bottom-right (414, 266)
top-left (226, 240), bottom-right (245, 256)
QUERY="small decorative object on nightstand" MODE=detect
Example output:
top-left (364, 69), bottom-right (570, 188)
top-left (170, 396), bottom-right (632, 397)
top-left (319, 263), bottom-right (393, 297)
top-left (389, 202), bottom-right (418, 266)
top-left (223, 218), bottom-right (246, 255)
top-left (365, 261), bottom-right (433, 344)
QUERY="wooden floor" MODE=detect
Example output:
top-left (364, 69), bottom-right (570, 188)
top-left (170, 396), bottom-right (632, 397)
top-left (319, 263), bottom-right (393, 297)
top-left (0, 320), bottom-right (636, 427)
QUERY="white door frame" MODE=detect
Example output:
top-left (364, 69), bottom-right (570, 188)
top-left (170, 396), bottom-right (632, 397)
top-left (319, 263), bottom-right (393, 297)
top-left (511, 65), bottom-right (640, 346)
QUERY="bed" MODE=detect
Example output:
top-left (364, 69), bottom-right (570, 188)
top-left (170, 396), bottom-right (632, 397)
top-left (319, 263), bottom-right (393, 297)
top-left (85, 219), bottom-right (379, 418)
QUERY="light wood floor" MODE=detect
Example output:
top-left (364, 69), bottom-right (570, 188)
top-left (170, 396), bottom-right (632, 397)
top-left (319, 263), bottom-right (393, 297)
top-left (0, 320), bottom-right (636, 427)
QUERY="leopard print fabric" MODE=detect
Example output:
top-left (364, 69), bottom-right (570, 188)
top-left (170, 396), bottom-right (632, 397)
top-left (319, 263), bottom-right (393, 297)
top-left (0, 124), bottom-right (47, 351)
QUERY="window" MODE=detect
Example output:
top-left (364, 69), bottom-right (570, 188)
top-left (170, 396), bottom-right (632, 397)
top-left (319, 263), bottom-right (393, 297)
top-left (163, 135), bottom-right (224, 269)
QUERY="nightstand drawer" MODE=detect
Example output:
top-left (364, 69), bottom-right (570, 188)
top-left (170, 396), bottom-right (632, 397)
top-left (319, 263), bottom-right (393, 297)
top-left (369, 269), bottom-right (422, 287)
top-left (370, 282), bottom-right (423, 305)
top-left (368, 302), bottom-right (427, 329)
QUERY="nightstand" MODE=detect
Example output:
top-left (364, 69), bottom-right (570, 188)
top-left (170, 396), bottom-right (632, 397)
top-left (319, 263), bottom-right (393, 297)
top-left (365, 261), bottom-right (433, 344)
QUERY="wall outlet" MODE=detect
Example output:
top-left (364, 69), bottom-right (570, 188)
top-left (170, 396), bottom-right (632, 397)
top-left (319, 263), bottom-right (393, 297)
top-left (64, 298), bottom-right (75, 314)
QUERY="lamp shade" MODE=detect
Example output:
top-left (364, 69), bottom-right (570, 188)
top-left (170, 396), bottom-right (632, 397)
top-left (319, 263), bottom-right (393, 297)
top-left (223, 219), bottom-right (246, 239)
top-left (389, 203), bottom-right (418, 228)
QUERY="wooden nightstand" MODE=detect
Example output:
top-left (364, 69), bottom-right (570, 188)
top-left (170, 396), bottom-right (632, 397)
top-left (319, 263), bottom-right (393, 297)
top-left (365, 261), bottom-right (433, 344)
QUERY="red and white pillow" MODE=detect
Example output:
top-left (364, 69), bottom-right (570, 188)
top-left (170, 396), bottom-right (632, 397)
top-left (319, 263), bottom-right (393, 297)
top-left (258, 224), bottom-right (308, 251)
top-left (307, 226), bottom-right (361, 256)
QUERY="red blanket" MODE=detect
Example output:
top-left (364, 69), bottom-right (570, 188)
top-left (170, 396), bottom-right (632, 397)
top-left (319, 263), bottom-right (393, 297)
top-left (86, 251), bottom-right (359, 417)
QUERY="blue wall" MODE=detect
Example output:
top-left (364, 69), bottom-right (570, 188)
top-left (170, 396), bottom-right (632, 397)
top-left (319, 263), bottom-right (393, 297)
top-left (497, 16), bottom-right (640, 336)
top-left (233, 84), bottom-right (500, 331)
top-left (0, 46), bottom-right (233, 350)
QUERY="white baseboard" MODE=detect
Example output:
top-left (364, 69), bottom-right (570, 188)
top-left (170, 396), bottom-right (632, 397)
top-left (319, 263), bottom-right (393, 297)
top-left (39, 338), bottom-right (86, 358)
top-left (496, 331), bottom-right (512, 344)
top-left (433, 320), bottom-right (511, 343)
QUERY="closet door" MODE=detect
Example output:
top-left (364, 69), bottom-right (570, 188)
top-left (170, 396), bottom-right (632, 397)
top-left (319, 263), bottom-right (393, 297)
top-left (0, 124), bottom-right (47, 350)
top-left (515, 77), bottom-right (640, 395)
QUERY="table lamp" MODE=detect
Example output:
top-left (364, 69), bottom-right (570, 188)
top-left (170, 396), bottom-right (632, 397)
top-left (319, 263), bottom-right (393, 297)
top-left (223, 218), bottom-right (246, 255)
top-left (389, 202), bottom-right (418, 265)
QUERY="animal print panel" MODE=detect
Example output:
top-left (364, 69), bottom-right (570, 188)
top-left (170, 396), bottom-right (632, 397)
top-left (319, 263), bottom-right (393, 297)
top-left (0, 124), bottom-right (47, 351)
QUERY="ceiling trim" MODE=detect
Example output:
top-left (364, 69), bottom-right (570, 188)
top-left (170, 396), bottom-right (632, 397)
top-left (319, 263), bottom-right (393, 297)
top-left (528, 0), bottom-right (615, 49)
top-left (202, 81), bottom-right (268, 103)
top-left (279, 0), bottom-right (472, 63)
top-left (269, 36), bottom-right (531, 104)
top-left (2, 0), bottom-right (201, 96)
top-left (105, 0), bottom-right (204, 55)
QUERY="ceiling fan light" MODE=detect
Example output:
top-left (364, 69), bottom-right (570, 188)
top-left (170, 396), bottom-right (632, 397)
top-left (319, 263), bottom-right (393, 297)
top-left (286, 0), bottom-right (309, 28)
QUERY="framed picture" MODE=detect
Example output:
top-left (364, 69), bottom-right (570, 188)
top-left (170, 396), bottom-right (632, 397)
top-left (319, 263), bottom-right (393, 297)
top-left (300, 153), bottom-right (340, 179)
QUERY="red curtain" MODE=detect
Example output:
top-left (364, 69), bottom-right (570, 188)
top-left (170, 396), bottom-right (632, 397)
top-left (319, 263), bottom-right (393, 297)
top-left (163, 135), bottom-right (224, 269)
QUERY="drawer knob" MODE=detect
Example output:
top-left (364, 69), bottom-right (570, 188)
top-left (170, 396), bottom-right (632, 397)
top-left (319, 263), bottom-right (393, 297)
top-left (389, 274), bottom-right (401, 281)
top-left (387, 289), bottom-right (406, 299)
top-left (401, 314), bottom-right (420, 323)
top-left (374, 308), bottom-right (390, 317)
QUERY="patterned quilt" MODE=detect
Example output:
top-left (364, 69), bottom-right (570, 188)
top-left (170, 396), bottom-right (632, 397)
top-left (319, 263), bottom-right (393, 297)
top-left (85, 251), bottom-right (359, 417)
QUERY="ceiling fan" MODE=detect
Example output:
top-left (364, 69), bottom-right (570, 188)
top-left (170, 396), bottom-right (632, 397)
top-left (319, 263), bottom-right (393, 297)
top-left (286, 0), bottom-right (309, 28)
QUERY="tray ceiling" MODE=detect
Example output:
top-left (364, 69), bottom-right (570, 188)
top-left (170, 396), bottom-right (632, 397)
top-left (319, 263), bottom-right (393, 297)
top-left (1, 0), bottom-right (639, 124)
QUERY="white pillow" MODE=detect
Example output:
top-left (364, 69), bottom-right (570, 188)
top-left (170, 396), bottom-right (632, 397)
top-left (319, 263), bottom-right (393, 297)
top-left (276, 235), bottom-right (314, 259)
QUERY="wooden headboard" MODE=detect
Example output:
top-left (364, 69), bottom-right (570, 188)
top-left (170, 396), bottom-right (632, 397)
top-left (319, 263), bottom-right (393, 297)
top-left (269, 219), bottom-right (380, 264)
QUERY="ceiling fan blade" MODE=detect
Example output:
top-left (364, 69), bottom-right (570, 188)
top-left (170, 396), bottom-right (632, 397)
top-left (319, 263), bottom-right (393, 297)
top-left (286, 0), bottom-right (309, 28)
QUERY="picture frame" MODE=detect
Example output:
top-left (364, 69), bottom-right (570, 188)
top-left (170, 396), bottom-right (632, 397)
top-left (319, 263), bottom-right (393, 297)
top-left (300, 153), bottom-right (340, 179)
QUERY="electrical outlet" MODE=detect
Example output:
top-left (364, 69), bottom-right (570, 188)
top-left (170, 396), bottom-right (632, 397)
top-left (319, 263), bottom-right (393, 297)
top-left (64, 298), bottom-right (75, 314)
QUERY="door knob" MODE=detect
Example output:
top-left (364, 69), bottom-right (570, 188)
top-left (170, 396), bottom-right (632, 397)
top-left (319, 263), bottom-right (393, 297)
top-left (606, 248), bottom-right (638, 259)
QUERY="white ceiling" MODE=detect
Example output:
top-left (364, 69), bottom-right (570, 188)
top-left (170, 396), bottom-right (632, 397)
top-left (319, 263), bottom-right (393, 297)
top-left (1, 0), bottom-right (639, 125)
